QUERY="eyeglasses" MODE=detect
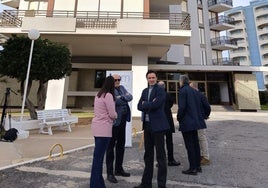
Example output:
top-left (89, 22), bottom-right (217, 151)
top-left (114, 79), bottom-right (121, 82)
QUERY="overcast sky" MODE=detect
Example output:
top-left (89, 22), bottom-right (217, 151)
top-left (233, 0), bottom-right (250, 7)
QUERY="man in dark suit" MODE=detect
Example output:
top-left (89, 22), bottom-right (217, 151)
top-left (106, 74), bottom-right (132, 183)
top-left (177, 75), bottom-right (205, 175)
top-left (158, 81), bottom-right (180, 166)
top-left (134, 70), bottom-right (169, 188)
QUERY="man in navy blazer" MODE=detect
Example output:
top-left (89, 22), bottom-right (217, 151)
top-left (134, 70), bottom-right (169, 188)
top-left (177, 75), bottom-right (204, 175)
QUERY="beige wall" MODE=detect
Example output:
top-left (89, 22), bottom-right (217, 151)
top-left (234, 74), bottom-right (261, 110)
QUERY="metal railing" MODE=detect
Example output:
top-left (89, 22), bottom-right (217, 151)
top-left (211, 36), bottom-right (237, 46)
top-left (208, 0), bottom-right (233, 7)
top-left (209, 15), bottom-right (234, 26)
top-left (212, 57), bottom-right (240, 66)
top-left (0, 10), bottom-right (191, 30)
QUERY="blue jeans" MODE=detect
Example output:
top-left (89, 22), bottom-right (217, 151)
top-left (90, 137), bottom-right (111, 188)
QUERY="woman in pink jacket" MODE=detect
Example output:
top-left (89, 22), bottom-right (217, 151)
top-left (90, 76), bottom-right (117, 188)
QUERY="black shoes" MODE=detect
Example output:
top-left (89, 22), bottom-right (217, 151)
top-left (133, 184), bottom-right (152, 188)
top-left (182, 169), bottom-right (198, 175)
top-left (115, 170), bottom-right (131, 177)
top-left (107, 174), bottom-right (118, 183)
top-left (168, 160), bottom-right (181, 166)
top-left (197, 167), bottom-right (202, 173)
top-left (182, 167), bottom-right (202, 175)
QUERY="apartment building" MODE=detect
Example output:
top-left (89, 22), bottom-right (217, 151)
top-left (0, 0), bottom-right (267, 112)
top-left (225, 0), bottom-right (268, 91)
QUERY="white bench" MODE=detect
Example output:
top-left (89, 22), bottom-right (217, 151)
top-left (36, 109), bottom-right (78, 135)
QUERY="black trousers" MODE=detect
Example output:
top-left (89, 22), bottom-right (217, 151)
top-left (141, 122), bottom-right (167, 188)
top-left (106, 115), bottom-right (127, 175)
top-left (165, 132), bottom-right (175, 162)
top-left (182, 130), bottom-right (201, 170)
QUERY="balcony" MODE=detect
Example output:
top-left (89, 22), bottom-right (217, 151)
top-left (209, 15), bottom-right (234, 31)
top-left (0, 0), bottom-right (19, 8)
top-left (0, 10), bottom-right (191, 57)
top-left (212, 57), bottom-right (240, 66)
top-left (208, 0), bottom-right (233, 12)
top-left (0, 10), bottom-right (191, 31)
top-left (211, 36), bottom-right (237, 50)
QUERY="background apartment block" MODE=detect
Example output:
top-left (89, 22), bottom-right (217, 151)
top-left (0, 0), bottom-right (267, 112)
top-left (225, 0), bottom-right (268, 91)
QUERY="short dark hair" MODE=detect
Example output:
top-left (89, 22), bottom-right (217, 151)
top-left (97, 76), bottom-right (115, 100)
top-left (146, 70), bottom-right (157, 78)
top-left (180, 75), bottom-right (190, 85)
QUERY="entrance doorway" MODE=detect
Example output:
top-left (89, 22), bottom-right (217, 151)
top-left (207, 83), bottom-right (221, 104)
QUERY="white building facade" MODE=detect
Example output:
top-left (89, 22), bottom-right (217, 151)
top-left (1, 0), bottom-right (267, 111)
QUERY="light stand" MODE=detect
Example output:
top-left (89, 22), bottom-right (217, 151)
top-left (20, 29), bottom-right (40, 122)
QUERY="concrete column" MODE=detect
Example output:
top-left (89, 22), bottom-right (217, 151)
top-left (202, 0), bottom-right (213, 65)
top-left (188, 0), bottom-right (202, 65)
top-left (132, 45), bottom-right (148, 117)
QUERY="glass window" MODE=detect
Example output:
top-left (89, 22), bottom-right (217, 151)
top-left (168, 82), bottom-right (177, 91)
top-left (157, 72), bottom-right (167, 80)
top-left (201, 50), bottom-right (207, 65)
top-left (188, 72), bottom-right (205, 81)
top-left (198, 9), bottom-right (203, 24)
top-left (95, 70), bottom-right (106, 88)
top-left (206, 73), bottom-right (228, 81)
top-left (167, 73), bottom-right (181, 80)
top-left (184, 45), bottom-right (190, 57)
top-left (199, 28), bottom-right (205, 44)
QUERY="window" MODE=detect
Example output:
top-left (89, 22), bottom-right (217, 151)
top-left (201, 50), bottom-right (207, 65)
top-left (184, 45), bottom-right (190, 57)
top-left (95, 70), bottom-right (106, 88)
top-left (198, 9), bottom-right (203, 24)
top-left (199, 28), bottom-right (205, 44)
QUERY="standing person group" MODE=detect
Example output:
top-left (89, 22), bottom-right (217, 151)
top-left (90, 76), bottom-right (117, 188)
top-left (106, 74), bottom-right (132, 183)
top-left (190, 82), bottom-right (211, 165)
top-left (135, 70), bottom-right (169, 188)
top-left (89, 72), bottom-right (211, 188)
top-left (158, 81), bottom-right (181, 166)
top-left (177, 75), bottom-right (211, 175)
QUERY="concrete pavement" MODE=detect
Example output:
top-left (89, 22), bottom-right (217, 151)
top-left (0, 111), bottom-right (268, 187)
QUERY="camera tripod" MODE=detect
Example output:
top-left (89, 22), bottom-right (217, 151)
top-left (0, 88), bottom-right (17, 139)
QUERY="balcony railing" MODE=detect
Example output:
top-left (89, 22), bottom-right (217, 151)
top-left (211, 36), bottom-right (237, 46)
top-left (0, 10), bottom-right (191, 30)
top-left (209, 15), bottom-right (234, 26)
top-left (208, 0), bottom-right (233, 7)
top-left (212, 57), bottom-right (240, 66)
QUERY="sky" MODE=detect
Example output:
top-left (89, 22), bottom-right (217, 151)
top-left (233, 0), bottom-right (251, 7)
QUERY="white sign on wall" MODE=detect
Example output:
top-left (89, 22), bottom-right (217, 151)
top-left (106, 71), bottom-right (133, 147)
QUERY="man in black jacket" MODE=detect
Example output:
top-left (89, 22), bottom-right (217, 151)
top-left (158, 81), bottom-right (180, 166)
top-left (134, 70), bottom-right (169, 188)
top-left (177, 75), bottom-right (205, 175)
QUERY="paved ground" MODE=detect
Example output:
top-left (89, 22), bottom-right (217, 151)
top-left (0, 111), bottom-right (268, 188)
